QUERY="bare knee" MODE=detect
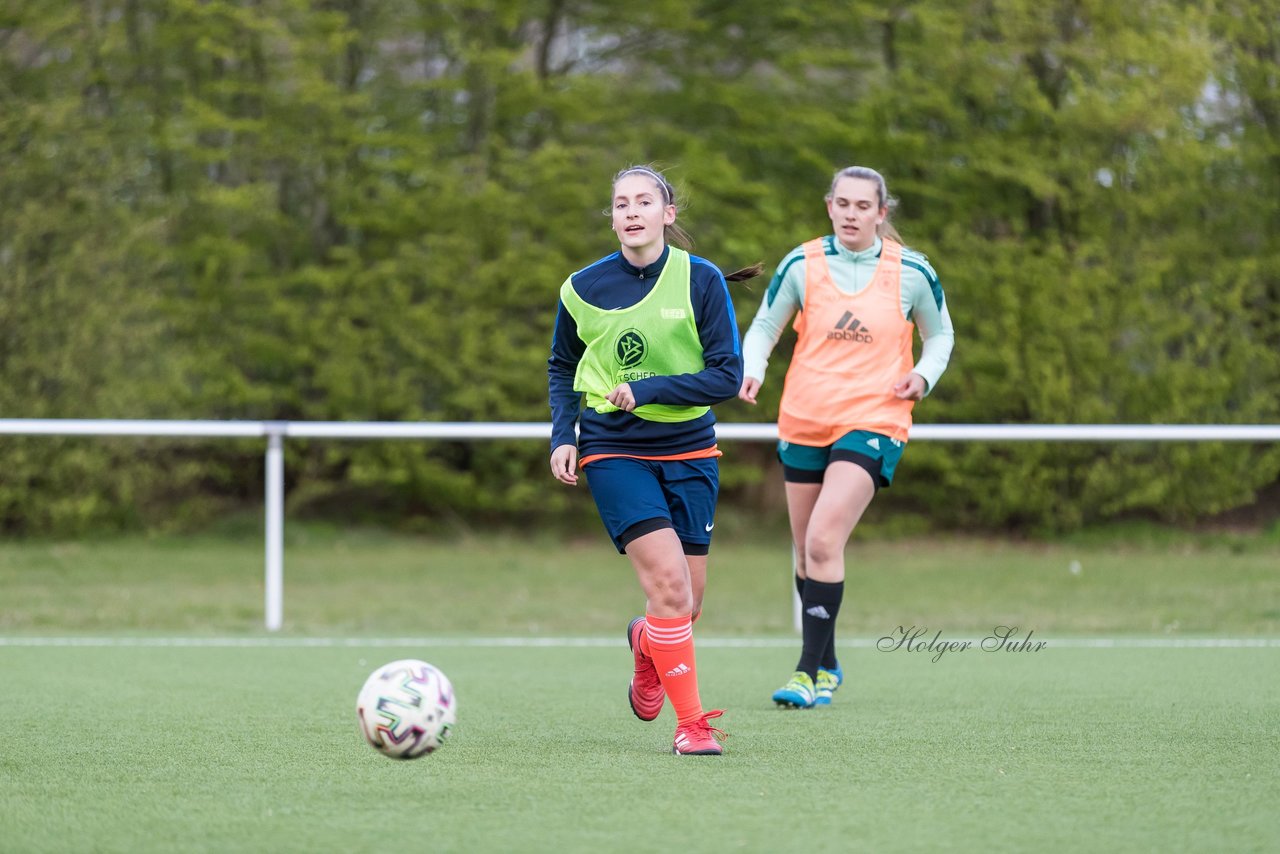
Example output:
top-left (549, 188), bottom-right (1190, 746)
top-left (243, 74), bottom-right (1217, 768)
top-left (625, 528), bottom-right (696, 616)
top-left (649, 579), bottom-right (692, 614)
top-left (642, 562), bottom-right (693, 615)
top-left (804, 530), bottom-right (844, 575)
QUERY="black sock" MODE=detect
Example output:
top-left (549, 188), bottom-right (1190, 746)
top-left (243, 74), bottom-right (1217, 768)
top-left (820, 601), bottom-right (840, 673)
top-left (820, 635), bottom-right (840, 673)
top-left (796, 579), bottom-right (844, 679)
top-left (795, 574), bottom-right (840, 669)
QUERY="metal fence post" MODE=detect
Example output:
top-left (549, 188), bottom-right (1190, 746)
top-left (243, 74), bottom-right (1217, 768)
top-left (264, 425), bottom-right (285, 632)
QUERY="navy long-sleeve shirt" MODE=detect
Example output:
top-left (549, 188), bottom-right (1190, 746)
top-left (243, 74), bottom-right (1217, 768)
top-left (548, 246), bottom-right (743, 458)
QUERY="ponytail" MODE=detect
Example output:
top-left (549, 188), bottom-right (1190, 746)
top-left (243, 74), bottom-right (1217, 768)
top-left (724, 262), bottom-right (764, 283)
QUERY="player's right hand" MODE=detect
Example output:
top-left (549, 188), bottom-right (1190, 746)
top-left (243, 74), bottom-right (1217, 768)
top-left (738, 376), bottom-right (762, 404)
top-left (550, 444), bottom-right (579, 485)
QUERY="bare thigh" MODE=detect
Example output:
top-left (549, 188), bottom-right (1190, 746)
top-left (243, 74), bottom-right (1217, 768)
top-left (787, 461), bottom-right (877, 584)
top-left (784, 481), bottom-right (823, 579)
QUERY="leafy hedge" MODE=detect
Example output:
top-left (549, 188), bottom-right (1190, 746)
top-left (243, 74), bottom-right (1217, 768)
top-left (2, 1), bottom-right (1277, 534)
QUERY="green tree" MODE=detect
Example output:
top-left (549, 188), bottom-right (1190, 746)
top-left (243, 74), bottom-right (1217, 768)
top-left (1, 0), bottom-right (1277, 534)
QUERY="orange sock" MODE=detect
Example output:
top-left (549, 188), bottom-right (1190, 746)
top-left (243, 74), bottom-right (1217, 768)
top-left (637, 611), bottom-right (700, 654)
top-left (638, 608), bottom-right (700, 658)
top-left (644, 613), bottom-right (703, 725)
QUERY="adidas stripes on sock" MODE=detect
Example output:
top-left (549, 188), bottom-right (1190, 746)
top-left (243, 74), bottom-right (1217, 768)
top-left (796, 574), bottom-right (840, 672)
top-left (644, 613), bottom-right (704, 726)
top-left (796, 579), bottom-right (844, 679)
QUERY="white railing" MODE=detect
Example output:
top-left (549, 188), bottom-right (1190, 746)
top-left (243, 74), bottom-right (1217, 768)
top-left (3, 419), bottom-right (1279, 631)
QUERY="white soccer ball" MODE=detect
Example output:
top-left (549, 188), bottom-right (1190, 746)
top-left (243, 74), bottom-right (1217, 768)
top-left (356, 659), bottom-right (457, 759)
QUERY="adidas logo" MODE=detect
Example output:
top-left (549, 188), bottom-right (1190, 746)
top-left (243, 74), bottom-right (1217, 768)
top-left (826, 311), bottom-right (873, 342)
top-left (805, 605), bottom-right (832, 619)
top-left (867, 437), bottom-right (880, 450)
top-left (666, 663), bottom-right (691, 678)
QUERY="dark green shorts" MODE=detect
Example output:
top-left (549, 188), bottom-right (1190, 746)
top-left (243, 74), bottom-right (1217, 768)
top-left (777, 429), bottom-right (905, 488)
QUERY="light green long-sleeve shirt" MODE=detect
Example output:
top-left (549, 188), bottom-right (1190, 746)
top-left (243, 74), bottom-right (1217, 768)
top-left (742, 235), bottom-right (955, 393)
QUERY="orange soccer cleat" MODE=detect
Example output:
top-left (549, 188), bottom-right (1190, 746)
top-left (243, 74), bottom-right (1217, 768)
top-left (627, 617), bottom-right (666, 722)
top-left (672, 709), bottom-right (726, 756)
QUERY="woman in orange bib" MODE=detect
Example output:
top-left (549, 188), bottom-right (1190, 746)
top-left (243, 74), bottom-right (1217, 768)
top-left (738, 166), bottom-right (955, 708)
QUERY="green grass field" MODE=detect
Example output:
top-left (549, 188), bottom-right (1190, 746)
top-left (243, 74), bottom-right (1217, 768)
top-left (2, 526), bottom-right (1278, 853)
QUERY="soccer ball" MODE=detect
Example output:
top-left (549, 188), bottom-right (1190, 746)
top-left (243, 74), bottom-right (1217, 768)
top-left (356, 659), bottom-right (456, 759)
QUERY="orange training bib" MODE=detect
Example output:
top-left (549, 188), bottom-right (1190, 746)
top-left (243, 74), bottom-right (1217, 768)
top-left (777, 238), bottom-right (915, 445)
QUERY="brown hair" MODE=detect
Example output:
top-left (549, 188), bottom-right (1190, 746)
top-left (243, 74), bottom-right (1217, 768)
top-left (611, 165), bottom-right (762, 282)
top-left (827, 165), bottom-right (903, 243)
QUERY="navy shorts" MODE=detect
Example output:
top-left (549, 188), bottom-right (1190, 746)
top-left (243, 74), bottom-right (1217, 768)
top-left (583, 456), bottom-right (719, 555)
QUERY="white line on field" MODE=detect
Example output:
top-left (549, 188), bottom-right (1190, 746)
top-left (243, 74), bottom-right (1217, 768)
top-left (0, 636), bottom-right (1277, 649)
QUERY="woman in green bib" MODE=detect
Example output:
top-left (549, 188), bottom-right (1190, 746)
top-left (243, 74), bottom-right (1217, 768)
top-left (547, 165), bottom-right (758, 756)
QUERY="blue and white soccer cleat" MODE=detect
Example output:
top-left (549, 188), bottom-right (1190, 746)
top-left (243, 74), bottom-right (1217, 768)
top-left (814, 664), bottom-right (844, 706)
top-left (771, 671), bottom-right (816, 709)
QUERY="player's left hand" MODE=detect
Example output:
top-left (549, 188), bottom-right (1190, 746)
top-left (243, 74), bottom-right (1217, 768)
top-left (606, 383), bottom-right (637, 412)
top-left (893, 372), bottom-right (927, 401)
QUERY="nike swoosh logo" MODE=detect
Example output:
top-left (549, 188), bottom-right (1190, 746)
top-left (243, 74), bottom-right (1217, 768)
top-left (705, 523), bottom-right (714, 532)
